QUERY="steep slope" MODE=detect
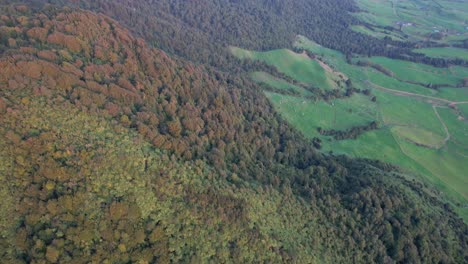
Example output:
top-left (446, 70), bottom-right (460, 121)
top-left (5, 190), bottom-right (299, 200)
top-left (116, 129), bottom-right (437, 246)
top-left (12, 0), bottom-right (420, 67)
top-left (0, 5), bottom-right (466, 263)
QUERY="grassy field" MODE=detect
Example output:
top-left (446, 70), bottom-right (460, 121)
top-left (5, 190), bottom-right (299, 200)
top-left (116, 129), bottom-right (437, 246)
top-left (250, 71), bottom-right (311, 95)
top-left (230, 47), bottom-right (340, 90)
top-left (436, 87), bottom-right (468, 102)
top-left (373, 89), bottom-right (447, 135)
top-left (413, 47), bottom-right (468, 61)
top-left (367, 57), bottom-right (468, 87)
top-left (232, 36), bottom-right (468, 221)
top-left (264, 92), bottom-right (377, 137)
top-left (353, 0), bottom-right (468, 44)
top-left (392, 126), bottom-right (445, 147)
top-left (437, 107), bottom-right (468, 148)
top-left (457, 103), bottom-right (468, 117)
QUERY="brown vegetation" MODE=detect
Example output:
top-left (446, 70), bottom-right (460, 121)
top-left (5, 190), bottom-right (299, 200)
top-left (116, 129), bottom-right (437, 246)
top-left (0, 4), bottom-right (465, 263)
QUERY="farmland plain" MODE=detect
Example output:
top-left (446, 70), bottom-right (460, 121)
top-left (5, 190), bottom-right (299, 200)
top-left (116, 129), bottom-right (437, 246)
top-left (231, 35), bottom-right (468, 221)
top-left (413, 47), bottom-right (468, 61)
top-left (352, 0), bottom-right (468, 45)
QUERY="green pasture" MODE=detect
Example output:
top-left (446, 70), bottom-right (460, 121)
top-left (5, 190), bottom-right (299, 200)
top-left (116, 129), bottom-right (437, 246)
top-left (368, 57), bottom-right (468, 87)
top-left (294, 35), bottom-right (344, 59)
top-left (230, 47), bottom-right (338, 90)
top-left (396, 139), bottom-right (468, 201)
top-left (392, 126), bottom-right (445, 148)
top-left (233, 36), bottom-right (468, 221)
top-left (413, 47), bottom-right (468, 61)
top-left (353, 0), bottom-right (468, 44)
top-left (264, 92), bottom-right (377, 137)
top-left (437, 107), bottom-right (468, 148)
top-left (372, 89), bottom-right (446, 136)
top-left (436, 87), bottom-right (468, 102)
top-left (457, 103), bottom-right (468, 117)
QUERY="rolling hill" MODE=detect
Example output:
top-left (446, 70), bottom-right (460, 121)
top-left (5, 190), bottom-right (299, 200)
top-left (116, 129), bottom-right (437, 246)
top-left (0, 2), bottom-right (466, 263)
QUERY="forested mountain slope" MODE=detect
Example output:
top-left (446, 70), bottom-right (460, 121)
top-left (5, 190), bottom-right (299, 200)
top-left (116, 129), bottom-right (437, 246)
top-left (15, 0), bottom-right (422, 67)
top-left (0, 4), bottom-right (466, 263)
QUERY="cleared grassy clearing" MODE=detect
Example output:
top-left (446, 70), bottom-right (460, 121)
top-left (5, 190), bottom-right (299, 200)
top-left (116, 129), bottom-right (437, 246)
top-left (392, 126), bottom-right (446, 148)
top-left (436, 88), bottom-right (468, 102)
top-left (326, 128), bottom-right (409, 162)
top-left (373, 89), bottom-right (447, 136)
top-left (230, 47), bottom-right (337, 90)
top-left (364, 69), bottom-right (441, 96)
top-left (353, 0), bottom-right (468, 44)
top-left (294, 36), bottom-right (343, 58)
top-left (444, 34), bottom-right (468, 43)
top-left (324, 128), bottom-right (439, 176)
top-left (437, 107), bottom-right (468, 148)
top-left (457, 103), bottom-right (468, 117)
top-left (413, 47), bottom-right (468, 61)
top-left (250, 71), bottom-right (312, 95)
top-left (368, 57), bottom-right (467, 87)
top-left (264, 92), bottom-right (376, 138)
top-left (353, 0), bottom-right (395, 28)
top-left (362, 69), bottom-right (468, 107)
top-left (294, 37), bottom-right (467, 103)
top-left (396, 139), bottom-right (468, 200)
top-left (294, 37), bottom-right (375, 90)
top-left (235, 36), bottom-right (468, 221)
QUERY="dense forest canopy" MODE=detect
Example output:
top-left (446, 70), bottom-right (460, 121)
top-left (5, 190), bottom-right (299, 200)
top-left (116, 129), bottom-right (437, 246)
top-left (0, 1), bottom-right (466, 263)
top-left (30, 0), bottom-right (466, 69)
top-left (6, 0), bottom-right (428, 66)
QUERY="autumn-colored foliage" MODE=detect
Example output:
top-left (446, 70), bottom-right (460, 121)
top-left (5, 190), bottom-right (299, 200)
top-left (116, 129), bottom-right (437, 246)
top-left (0, 97), bottom-right (6, 113)
top-left (0, 3), bottom-right (466, 264)
top-left (47, 32), bottom-right (82, 52)
top-left (26, 27), bottom-right (48, 42)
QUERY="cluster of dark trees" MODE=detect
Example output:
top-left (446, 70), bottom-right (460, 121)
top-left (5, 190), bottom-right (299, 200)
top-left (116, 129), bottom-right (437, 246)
top-left (356, 60), bottom-right (395, 77)
top-left (59, 0), bottom-right (468, 68)
top-left (318, 121), bottom-right (379, 140)
top-left (302, 86), bottom-right (375, 102)
top-left (258, 80), bottom-right (376, 103)
top-left (0, 2), bottom-right (466, 264)
top-left (2, 0), bottom-right (467, 71)
top-left (455, 39), bottom-right (468, 49)
top-left (4, 0), bottom-right (450, 67)
top-left (410, 54), bottom-right (468, 68)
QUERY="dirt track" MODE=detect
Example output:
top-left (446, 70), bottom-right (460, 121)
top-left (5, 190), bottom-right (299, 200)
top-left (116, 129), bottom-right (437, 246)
top-left (366, 80), bottom-right (468, 106)
top-left (367, 80), bottom-right (468, 149)
top-left (433, 106), bottom-right (451, 147)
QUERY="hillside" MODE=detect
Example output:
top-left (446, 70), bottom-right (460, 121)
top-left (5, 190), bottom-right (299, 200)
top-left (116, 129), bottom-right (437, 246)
top-left (0, 3), bottom-right (466, 264)
top-left (16, 0), bottom-right (423, 67)
top-left (231, 34), bottom-right (468, 221)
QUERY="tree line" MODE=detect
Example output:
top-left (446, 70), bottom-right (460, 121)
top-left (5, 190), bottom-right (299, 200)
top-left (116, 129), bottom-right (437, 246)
top-left (0, 3), bottom-right (466, 263)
